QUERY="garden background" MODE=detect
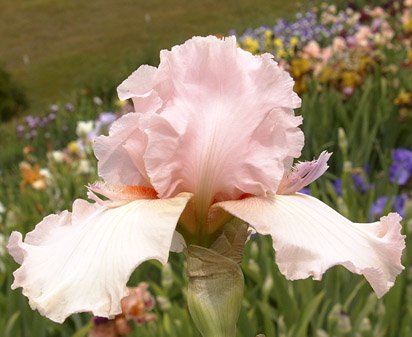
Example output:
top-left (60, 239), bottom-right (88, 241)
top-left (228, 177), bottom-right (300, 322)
top-left (1, 0), bottom-right (412, 336)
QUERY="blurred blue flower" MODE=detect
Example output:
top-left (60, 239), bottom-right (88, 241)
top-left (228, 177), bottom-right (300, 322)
top-left (352, 173), bottom-right (369, 193)
top-left (25, 115), bottom-right (38, 129)
top-left (370, 196), bottom-right (389, 219)
top-left (333, 179), bottom-right (343, 196)
top-left (370, 194), bottom-right (408, 219)
top-left (393, 195), bottom-right (407, 217)
top-left (389, 148), bottom-right (412, 185)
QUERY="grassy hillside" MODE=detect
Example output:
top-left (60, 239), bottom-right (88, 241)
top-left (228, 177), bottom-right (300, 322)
top-left (0, 0), bottom-right (300, 113)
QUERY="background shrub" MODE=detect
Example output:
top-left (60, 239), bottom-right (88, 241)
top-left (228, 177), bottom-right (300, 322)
top-left (0, 65), bottom-right (28, 122)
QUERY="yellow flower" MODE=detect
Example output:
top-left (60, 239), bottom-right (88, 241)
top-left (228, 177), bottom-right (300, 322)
top-left (274, 38), bottom-right (283, 48)
top-left (290, 36), bottom-right (299, 47)
top-left (264, 30), bottom-right (273, 50)
top-left (403, 17), bottom-right (412, 34)
top-left (290, 58), bottom-right (311, 78)
top-left (394, 90), bottom-right (412, 106)
top-left (319, 66), bottom-right (335, 84)
top-left (243, 37), bottom-right (260, 54)
top-left (407, 50), bottom-right (412, 63)
top-left (357, 56), bottom-right (375, 74)
top-left (67, 141), bottom-right (80, 155)
top-left (276, 49), bottom-right (287, 58)
top-left (341, 71), bottom-right (361, 87)
top-left (293, 78), bottom-right (307, 94)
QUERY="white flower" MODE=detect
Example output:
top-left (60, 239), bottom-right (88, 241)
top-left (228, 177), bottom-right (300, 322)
top-left (93, 96), bottom-right (103, 106)
top-left (51, 151), bottom-right (65, 163)
top-left (77, 159), bottom-right (93, 174)
top-left (39, 168), bottom-right (52, 180)
top-left (76, 121), bottom-right (94, 138)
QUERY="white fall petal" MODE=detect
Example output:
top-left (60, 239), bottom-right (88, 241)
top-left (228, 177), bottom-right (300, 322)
top-left (7, 193), bottom-right (192, 323)
top-left (217, 193), bottom-right (405, 297)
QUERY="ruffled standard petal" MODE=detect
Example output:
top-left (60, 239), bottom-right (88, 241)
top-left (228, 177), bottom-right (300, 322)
top-left (7, 193), bottom-right (192, 323)
top-left (94, 113), bottom-right (149, 186)
top-left (142, 36), bottom-right (303, 219)
top-left (217, 193), bottom-right (405, 297)
top-left (117, 65), bottom-right (163, 112)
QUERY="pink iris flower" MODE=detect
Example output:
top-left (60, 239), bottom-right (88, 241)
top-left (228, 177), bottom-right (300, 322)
top-left (8, 36), bottom-right (405, 323)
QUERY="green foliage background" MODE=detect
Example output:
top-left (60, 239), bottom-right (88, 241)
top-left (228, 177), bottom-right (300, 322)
top-left (0, 1), bottom-right (411, 337)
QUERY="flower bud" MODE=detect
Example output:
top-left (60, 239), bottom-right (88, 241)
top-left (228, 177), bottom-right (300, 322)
top-left (338, 128), bottom-right (348, 156)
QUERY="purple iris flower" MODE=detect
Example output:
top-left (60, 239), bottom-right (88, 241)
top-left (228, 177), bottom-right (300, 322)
top-left (389, 148), bottom-right (412, 185)
top-left (333, 179), bottom-right (343, 196)
top-left (393, 195), bottom-right (407, 217)
top-left (25, 115), bottom-right (38, 129)
top-left (38, 117), bottom-right (49, 128)
top-left (370, 196), bottom-right (388, 219)
top-left (352, 173), bottom-right (369, 193)
top-left (370, 194), bottom-right (408, 219)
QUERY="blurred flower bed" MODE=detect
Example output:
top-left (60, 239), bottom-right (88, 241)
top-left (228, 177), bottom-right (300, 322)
top-left (234, 1), bottom-right (412, 100)
top-left (0, 1), bottom-right (412, 337)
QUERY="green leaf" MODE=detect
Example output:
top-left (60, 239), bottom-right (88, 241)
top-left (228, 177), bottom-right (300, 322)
top-left (70, 322), bottom-right (92, 337)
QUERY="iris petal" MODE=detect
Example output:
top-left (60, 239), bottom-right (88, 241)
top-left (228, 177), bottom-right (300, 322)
top-left (7, 193), bottom-right (192, 322)
top-left (94, 113), bottom-right (149, 186)
top-left (139, 37), bottom-right (303, 220)
top-left (217, 193), bottom-right (405, 297)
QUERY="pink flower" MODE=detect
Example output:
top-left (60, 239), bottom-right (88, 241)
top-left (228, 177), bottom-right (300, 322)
top-left (332, 37), bottom-right (346, 53)
top-left (303, 40), bottom-right (321, 58)
top-left (8, 36), bottom-right (405, 323)
top-left (369, 6), bottom-right (385, 18)
top-left (355, 26), bottom-right (372, 47)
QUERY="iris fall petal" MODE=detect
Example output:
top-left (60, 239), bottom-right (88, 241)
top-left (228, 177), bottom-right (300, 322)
top-left (217, 193), bottom-right (405, 297)
top-left (7, 193), bottom-right (192, 323)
